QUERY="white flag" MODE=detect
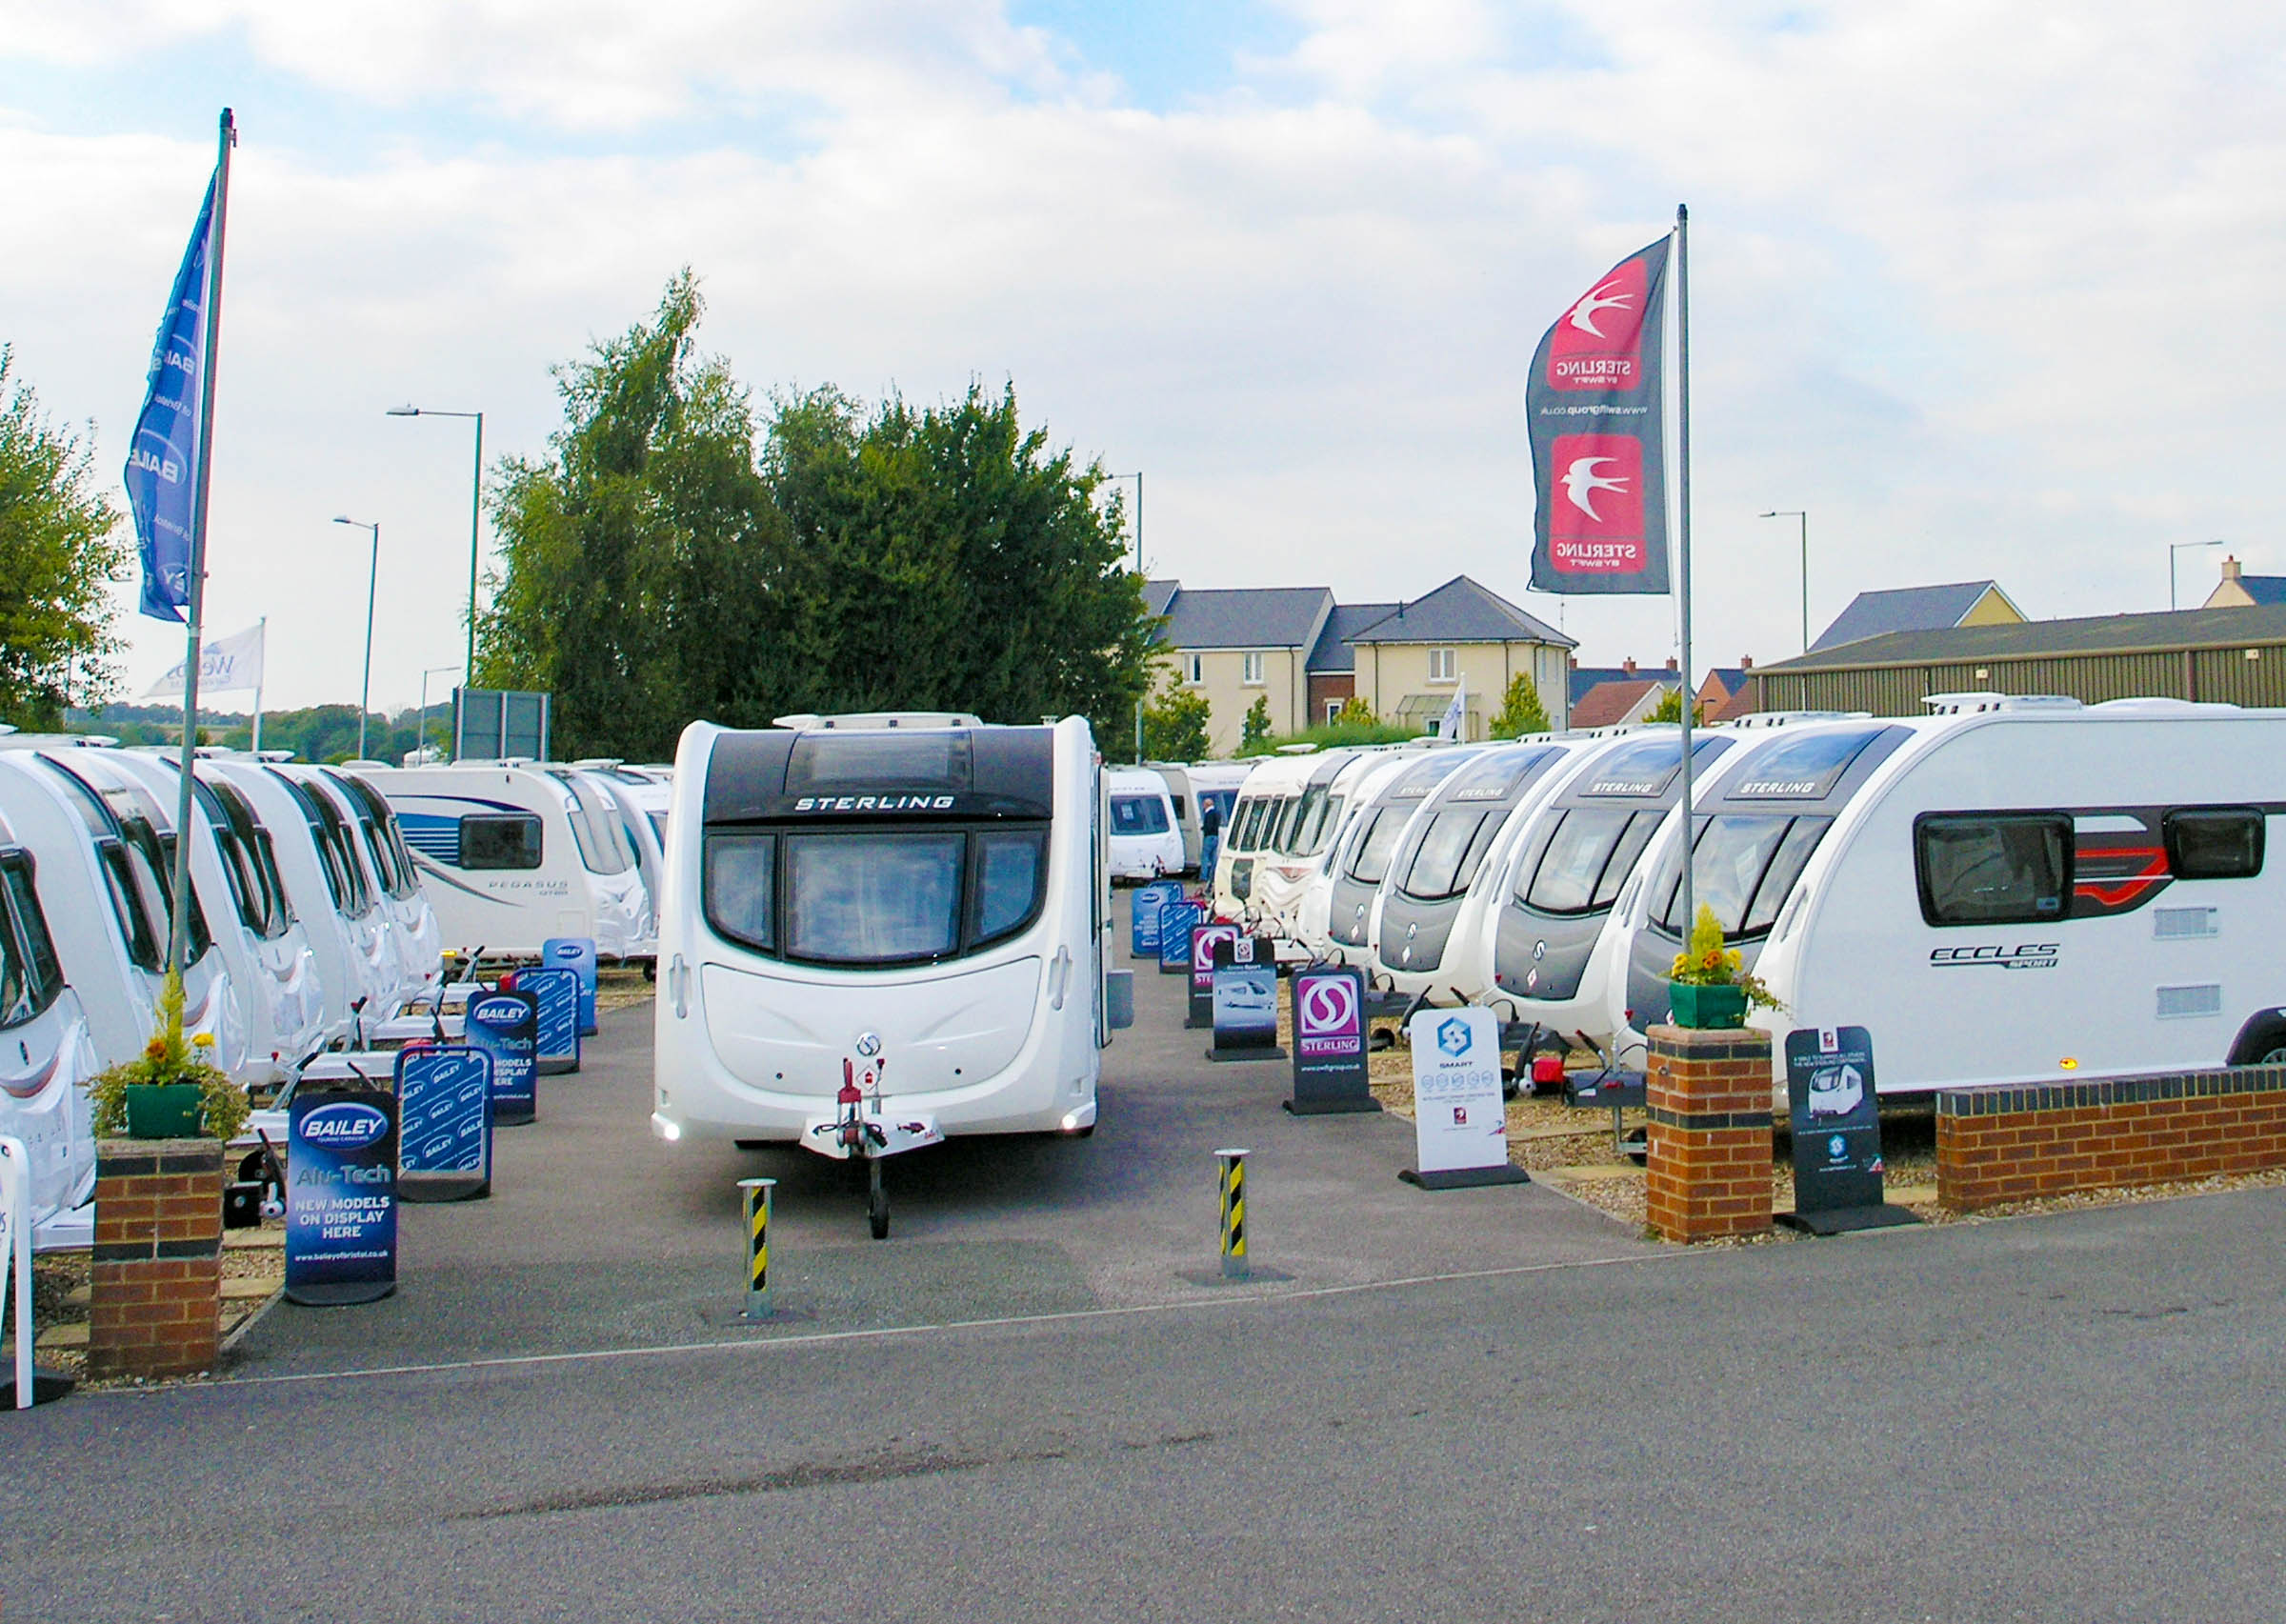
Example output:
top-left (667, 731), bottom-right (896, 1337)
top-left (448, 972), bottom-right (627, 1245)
top-left (144, 620), bottom-right (264, 699)
top-left (1437, 680), bottom-right (1466, 740)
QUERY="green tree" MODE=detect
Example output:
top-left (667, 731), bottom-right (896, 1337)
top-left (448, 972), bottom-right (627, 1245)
top-left (477, 271), bottom-right (793, 760)
top-left (0, 348), bottom-right (125, 726)
top-left (1141, 676), bottom-right (1212, 761)
top-left (1647, 687), bottom-right (1705, 725)
top-left (1490, 672), bottom-right (1551, 737)
top-left (763, 381), bottom-right (1153, 741)
top-left (1239, 693), bottom-right (1273, 752)
top-left (1332, 694), bottom-right (1374, 726)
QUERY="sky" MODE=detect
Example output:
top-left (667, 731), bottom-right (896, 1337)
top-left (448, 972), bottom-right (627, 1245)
top-left (5, 0), bottom-right (2283, 713)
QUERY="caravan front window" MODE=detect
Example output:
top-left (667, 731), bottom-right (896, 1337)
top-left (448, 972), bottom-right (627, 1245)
top-left (786, 832), bottom-right (963, 964)
top-left (0, 854), bottom-right (63, 1021)
top-left (1523, 808), bottom-right (1656, 916)
top-left (1915, 813), bottom-right (2072, 927)
top-left (1111, 795), bottom-right (1171, 835)
top-left (1345, 810), bottom-right (1407, 885)
top-left (1398, 811), bottom-right (1496, 901)
top-left (973, 831), bottom-right (1047, 943)
top-left (703, 833), bottom-right (774, 952)
top-left (1650, 815), bottom-right (1835, 938)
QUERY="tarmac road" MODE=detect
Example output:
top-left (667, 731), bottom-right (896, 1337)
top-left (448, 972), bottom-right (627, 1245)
top-left (8, 912), bottom-right (2286, 1620)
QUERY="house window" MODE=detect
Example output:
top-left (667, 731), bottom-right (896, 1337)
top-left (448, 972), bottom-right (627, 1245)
top-left (1428, 648), bottom-right (1456, 683)
top-left (1187, 653), bottom-right (1204, 685)
top-left (1241, 652), bottom-right (1265, 686)
top-left (1325, 701), bottom-right (1342, 725)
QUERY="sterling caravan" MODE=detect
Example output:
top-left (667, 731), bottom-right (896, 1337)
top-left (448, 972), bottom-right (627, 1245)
top-left (1104, 767), bottom-right (1185, 881)
top-left (1320, 748), bottom-right (1486, 965)
top-left (366, 762), bottom-right (649, 961)
top-left (1606, 696), bottom-right (2286, 1098)
top-left (1293, 749), bottom-right (1435, 959)
top-left (652, 715), bottom-right (1113, 1147)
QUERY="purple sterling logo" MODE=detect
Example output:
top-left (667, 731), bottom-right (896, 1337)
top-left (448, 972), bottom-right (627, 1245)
top-left (1295, 972), bottom-right (1362, 1057)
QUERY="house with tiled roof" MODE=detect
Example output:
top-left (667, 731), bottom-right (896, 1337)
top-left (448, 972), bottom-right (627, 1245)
top-left (1696, 660), bottom-right (1757, 722)
top-left (1146, 574), bottom-right (1574, 753)
top-left (1810, 581), bottom-right (2026, 653)
top-left (2202, 556), bottom-right (2286, 610)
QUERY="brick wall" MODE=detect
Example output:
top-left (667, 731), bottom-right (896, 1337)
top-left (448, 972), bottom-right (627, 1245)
top-left (1645, 1026), bottom-right (1774, 1243)
top-left (1936, 1065), bottom-right (2286, 1213)
top-left (89, 1139), bottom-right (225, 1380)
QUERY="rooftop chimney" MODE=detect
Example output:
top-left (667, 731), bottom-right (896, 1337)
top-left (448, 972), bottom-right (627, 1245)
top-left (1622, 657), bottom-right (1637, 676)
top-left (1740, 654), bottom-right (1754, 670)
top-left (1664, 656), bottom-right (1677, 672)
top-left (2224, 555), bottom-right (2243, 582)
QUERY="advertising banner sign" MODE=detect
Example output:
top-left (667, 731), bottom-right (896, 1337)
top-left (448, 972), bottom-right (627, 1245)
top-left (465, 990), bottom-right (539, 1126)
top-left (1527, 235), bottom-right (1673, 597)
top-left (511, 967), bottom-right (582, 1074)
top-left (394, 1046), bottom-right (492, 1203)
top-left (1209, 936), bottom-right (1283, 1061)
top-left (1156, 899), bottom-right (1200, 975)
top-left (1188, 920), bottom-right (1240, 1029)
top-left (541, 937), bottom-right (599, 1035)
top-left (1287, 965), bottom-right (1378, 1114)
top-left (1131, 881), bottom-right (1182, 958)
top-left (285, 1086), bottom-right (398, 1304)
top-left (1401, 1007), bottom-right (1528, 1189)
top-left (1782, 1027), bottom-right (1916, 1233)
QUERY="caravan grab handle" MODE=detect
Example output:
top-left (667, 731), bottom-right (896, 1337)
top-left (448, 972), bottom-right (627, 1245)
top-left (668, 954), bottom-right (690, 1018)
top-left (1048, 948), bottom-right (1071, 1011)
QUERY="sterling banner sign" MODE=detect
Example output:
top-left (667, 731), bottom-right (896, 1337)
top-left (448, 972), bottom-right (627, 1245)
top-left (1527, 235), bottom-right (1672, 596)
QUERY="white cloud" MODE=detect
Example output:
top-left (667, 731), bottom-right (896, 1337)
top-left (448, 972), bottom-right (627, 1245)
top-left (4, 0), bottom-right (2283, 712)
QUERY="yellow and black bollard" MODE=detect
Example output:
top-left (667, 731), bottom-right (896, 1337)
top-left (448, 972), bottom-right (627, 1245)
top-left (738, 1176), bottom-right (776, 1317)
top-left (1215, 1148), bottom-right (1249, 1279)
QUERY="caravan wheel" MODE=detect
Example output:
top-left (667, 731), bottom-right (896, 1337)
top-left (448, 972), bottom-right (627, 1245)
top-left (868, 1187), bottom-right (891, 1240)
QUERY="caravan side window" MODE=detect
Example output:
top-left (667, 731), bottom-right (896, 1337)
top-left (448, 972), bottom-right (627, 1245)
top-left (1915, 813), bottom-right (2072, 926)
top-left (461, 813), bottom-right (543, 871)
top-left (2164, 808), bottom-right (2264, 880)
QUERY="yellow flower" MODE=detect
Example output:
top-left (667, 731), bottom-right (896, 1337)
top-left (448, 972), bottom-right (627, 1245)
top-left (192, 1032), bottom-right (216, 1050)
top-left (145, 1037), bottom-right (168, 1060)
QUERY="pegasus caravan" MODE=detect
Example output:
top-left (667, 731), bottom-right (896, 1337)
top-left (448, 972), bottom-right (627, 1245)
top-left (95, 751), bottom-right (328, 1084)
top-left (1368, 739), bottom-right (1592, 1005)
top-left (366, 761), bottom-right (650, 961)
top-left (1477, 729), bottom-right (1736, 1048)
top-left (0, 750), bottom-right (247, 1076)
top-left (1104, 767), bottom-right (1185, 881)
top-left (0, 797), bottom-right (102, 1243)
top-left (652, 714), bottom-right (1113, 1148)
top-left (1321, 748), bottom-right (1486, 966)
top-left (1606, 695), bottom-right (2286, 1096)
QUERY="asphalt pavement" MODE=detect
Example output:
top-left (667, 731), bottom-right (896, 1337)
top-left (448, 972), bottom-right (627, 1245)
top-left (9, 905), bottom-right (2286, 1620)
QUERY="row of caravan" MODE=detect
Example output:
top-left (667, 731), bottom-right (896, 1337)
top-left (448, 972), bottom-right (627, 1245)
top-left (0, 744), bottom-right (672, 1244)
top-left (1209, 698), bottom-right (2286, 1099)
top-left (1103, 763), bottom-right (1252, 880)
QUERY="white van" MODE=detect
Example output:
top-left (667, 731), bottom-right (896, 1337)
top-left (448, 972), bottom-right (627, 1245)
top-left (363, 761), bottom-right (650, 961)
top-left (1104, 767), bottom-right (1185, 881)
top-left (94, 751), bottom-right (328, 1084)
top-left (1605, 695), bottom-right (2286, 1096)
top-left (0, 801), bottom-right (101, 1244)
top-left (652, 714), bottom-right (1113, 1146)
top-left (0, 751), bottom-right (247, 1077)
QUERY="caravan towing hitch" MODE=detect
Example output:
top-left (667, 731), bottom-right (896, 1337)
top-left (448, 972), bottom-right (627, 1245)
top-left (800, 1035), bottom-right (943, 1240)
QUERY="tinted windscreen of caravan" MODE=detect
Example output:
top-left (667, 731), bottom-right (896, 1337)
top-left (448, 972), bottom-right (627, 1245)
top-left (1652, 815), bottom-right (1833, 936)
top-left (1397, 811), bottom-right (1496, 901)
top-left (1, 856), bottom-right (63, 1019)
top-left (1345, 811), bottom-right (1406, 885)
top-left (704, 833), bottom-right (774, 950)
top-left (1522, 809), bottom-right (1658, 915)
top-left (0, 892), bottom-right (24, 1028)
top-left (786, 833), bottom-right (963, 963)
top-left (1916, 814), bottom-right (2071, 925)
top-left (1111, 795), bottom-right (1171, 834)
top-left (462, 813), bottom-right (543, 870)
top-left (1726, 729), bottom-right (1885, 800)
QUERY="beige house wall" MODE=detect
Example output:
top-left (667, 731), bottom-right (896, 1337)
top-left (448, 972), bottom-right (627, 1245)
top-left (1957, 587), bottom-right (2028, 629)
top-left (1356, 640), bottom-right (1571, 738)
top-left (1160, 645), bottom-right (1309, 755)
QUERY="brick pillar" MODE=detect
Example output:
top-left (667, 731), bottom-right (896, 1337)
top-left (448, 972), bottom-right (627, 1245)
top-left (1645, 1026), bottom-right (1774, 1243)
top-left (89, 1139), bottom-right (225, 1380)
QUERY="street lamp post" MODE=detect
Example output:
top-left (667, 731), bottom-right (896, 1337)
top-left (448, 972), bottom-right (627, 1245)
top-left (2170, 539), bottom-right (2224, 611)
top-left (418, 665), bottom-right (462, 764)
top-left (388, 406), bottom-right (485, 724)
top-left (1108, 471), bottom-right (1144, 760)
top-left (1760, 510), bottom-right (1810, 652)
top-left (333, 516), bottom-right (380, 760)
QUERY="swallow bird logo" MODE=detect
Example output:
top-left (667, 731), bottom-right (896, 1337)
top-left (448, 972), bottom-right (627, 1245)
top-left (1567, 279), bottom-right (1634, 338)
top-left (1561, 456), bottom-right (1630, 521)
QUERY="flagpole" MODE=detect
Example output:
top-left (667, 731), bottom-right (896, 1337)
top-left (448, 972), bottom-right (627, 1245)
top-left (1674, 202), bottom-right (1695, 944)
top-left (167, 108), bottom-right (234, 978)
top-left (250, 615), bottom-right (265, 753)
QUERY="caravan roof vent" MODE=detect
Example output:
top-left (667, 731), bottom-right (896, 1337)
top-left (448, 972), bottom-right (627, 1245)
top-left (1721, 710), bottom-right (1870, 730)
top-left (2088, 697), bottom-right (2242, 714)
top-left (1922, 692), bottom-right (2082, 715)
top-left (771, 712), bottom-right (987, 732)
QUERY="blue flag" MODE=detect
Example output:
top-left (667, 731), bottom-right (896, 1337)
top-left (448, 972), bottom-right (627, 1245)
top-left (124, 173), bottom-right (217, 623)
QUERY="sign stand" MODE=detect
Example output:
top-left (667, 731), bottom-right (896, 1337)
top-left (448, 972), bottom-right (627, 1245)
top-left (284, 1084), bottom-right (398, 1305)
top-left (510, 966), bottom-right (582, 1074)
top-left (1157, 899), bottom-right (1201, 977)
top-left (1285, 965), bottom-right (1379, 1114)
top-left (1208, 936), bottom-right (1284, 1062)
top-left (1399, 1008), bottom-right (1530, 1190)
top-left (1130, 880), bottom-right (1182, 959)
top-left (1186, 920), bottom-right (1239, 1030)
top-left (1777, 1027), bottom-right (1920, 1234)
top-left (394, 1046), bottom-right (493, 1203)
top-left (466, 989), bottom-right (539, 1126)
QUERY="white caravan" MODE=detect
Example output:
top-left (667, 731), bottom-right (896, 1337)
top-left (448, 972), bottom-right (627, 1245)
top-left (1476, 729), bottom-right (1737, 1048)
top-left (327, 768), bottom-right (446, 1008)
top-left (1293, 750), bottom-right (1437, 959)
top-left (0, 801), bottom-right (101, 1243)
top-left (366, 761), bottom-right (650, 961)
top-left (1153, 762), bottom-right (1251, 874)
top-left (0, 751), bottom-right (246, 1076)
top-left (1104, 767), bottom-right (1185, 881)
top-left (95, 752), bottom-right (328, 1084)
top-left (653, 715), bottom-right (1113, 1147)
top-left (1367, 739), bottom-right (1594, 1005)
top-left (584, 768), bottom-right (668, 966)
top-left (1210, 752), bottom-right (1325, 924)
top-left (1602, 695), bottom-right (2286, 1095)
top-left (1319, 749), bottom-right (1487, 968)
top-left (1243, 750), bottom-right (1366, 944)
